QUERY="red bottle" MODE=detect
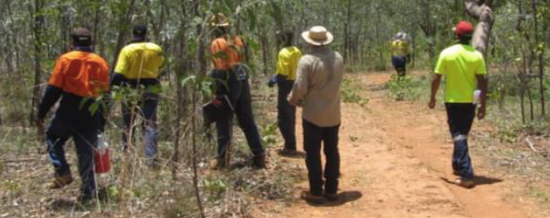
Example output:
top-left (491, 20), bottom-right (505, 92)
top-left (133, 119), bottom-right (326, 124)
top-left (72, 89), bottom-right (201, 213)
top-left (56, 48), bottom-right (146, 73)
top-left (94, 134), bottom-right (110, 174)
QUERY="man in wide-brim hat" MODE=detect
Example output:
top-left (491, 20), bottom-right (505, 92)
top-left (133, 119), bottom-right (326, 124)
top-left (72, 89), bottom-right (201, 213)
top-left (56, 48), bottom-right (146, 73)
top-left (289, 26), bottom-right (344, 204)
top-left (207, 13), bottom-right (267, 169)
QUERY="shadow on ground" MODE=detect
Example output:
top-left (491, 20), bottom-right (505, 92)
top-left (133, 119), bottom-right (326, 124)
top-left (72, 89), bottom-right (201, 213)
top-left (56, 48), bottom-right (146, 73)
top-left (278, 150), bottom-right (306, 159)
top-left (307, 191), bottom-right (363, 207)
top-left (50, 199), bottom-right (81, 211)
top-left (50, 188), bottom-right (112, 212)
top-left (440, 175), bottom-right (503, 189)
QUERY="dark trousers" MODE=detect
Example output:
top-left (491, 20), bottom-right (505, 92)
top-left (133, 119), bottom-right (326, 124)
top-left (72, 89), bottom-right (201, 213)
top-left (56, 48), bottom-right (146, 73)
top-left (46, 118), bottom-right (97, 198)
top-left (303, 119), bottom-right (340, 196)
top-left (392, 56), bottom-right (407, 77)
top-left (277, 78), bottom-right (297, 150)
top-left (445, 103), bottom-right (476, 180)
top-left (122, 92), bottom-right (159, 160)
top-left (216, 80), bottom-right (265, 159)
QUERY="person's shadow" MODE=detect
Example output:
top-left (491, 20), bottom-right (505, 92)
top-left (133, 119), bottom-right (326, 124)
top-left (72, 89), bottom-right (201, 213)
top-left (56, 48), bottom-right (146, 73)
top-left (50, 188), bottom-right (111, 212)
top-left (50, 199), bottom-right (81, 211)
top-left (440, 175), bottom-right (503, 189)
top-left (306, 191), bottom-right (363, 207)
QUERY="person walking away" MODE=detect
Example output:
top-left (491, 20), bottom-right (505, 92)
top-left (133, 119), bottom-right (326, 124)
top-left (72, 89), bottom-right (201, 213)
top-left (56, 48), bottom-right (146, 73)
top-left (208, 14), bottom-right (266, 169)
top-left (428, 21), bottom-right (488, 188)
top-left (111, 24), bottom-right (164, 167)
top-left (289, 26), bottom-right (344, 204)
top-left (391, 32), bottom-right (410, 80)
top-left (268, 30), bottom-right (302, 156)
top-left (37, 28), bottom-right (110, 203)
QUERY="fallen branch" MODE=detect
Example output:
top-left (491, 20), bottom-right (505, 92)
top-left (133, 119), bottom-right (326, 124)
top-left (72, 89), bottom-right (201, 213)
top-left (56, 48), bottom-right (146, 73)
top-left (4, 158), bottom-right (40, 163)
top-left (525, 137), bottom-right (538, 152)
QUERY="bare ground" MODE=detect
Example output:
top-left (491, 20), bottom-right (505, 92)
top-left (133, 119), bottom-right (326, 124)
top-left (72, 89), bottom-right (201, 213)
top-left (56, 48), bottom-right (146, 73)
top-left (254, 72), bottom-right (547, 218)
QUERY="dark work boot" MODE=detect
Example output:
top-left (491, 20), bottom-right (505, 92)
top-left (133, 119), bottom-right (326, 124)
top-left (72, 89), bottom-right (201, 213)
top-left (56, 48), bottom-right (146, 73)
top-left (50, 174), bottom-right (74, 189)
top-left (251, 154), bottom-right (266, 169)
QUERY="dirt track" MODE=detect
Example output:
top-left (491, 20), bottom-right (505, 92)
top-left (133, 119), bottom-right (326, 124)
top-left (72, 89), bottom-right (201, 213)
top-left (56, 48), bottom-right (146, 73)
top-left (257, 72), bottom-right (537, 218)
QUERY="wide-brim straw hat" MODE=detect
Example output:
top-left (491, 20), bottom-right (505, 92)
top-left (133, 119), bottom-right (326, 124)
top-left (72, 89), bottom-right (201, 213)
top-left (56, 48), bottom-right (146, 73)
top-left (209, 13), bottom-right (232, 27)
top-left (301, 26), bottom-right (334, 46)
top-left (71, 27), bottom-right (92, 42)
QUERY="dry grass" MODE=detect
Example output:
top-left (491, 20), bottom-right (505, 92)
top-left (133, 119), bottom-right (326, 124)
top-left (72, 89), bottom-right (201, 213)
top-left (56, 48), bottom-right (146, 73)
top-left (0, 77), bottom-right (302, 218)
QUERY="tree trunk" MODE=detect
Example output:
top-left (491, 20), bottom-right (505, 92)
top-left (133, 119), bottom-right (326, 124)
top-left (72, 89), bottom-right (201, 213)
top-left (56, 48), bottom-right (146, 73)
top-left (374, 3), bottom-right (384, 70)
top-left (92, 0), bottom-right (103, 55)
top-left (260, 30), bottom-right (269, 75)
top-left (344, 0), bottom-right (352, 61)
top-left (464, 0), bottom-right (495, 56)
top-left (6, 1), bottom-right (20, 71)
top-left (191, 2), bottom-right (206, 218)
top-left (516, 0), bottom-right (528, 123)
top-left (110, 0), bottom-right (137, 75)
top-left (530, 0), bottom-right (545, 116)
top-left (172, 0), bottom-right (188, 180)
top-left (59, 3), bottom-right (70, 53)
top-left (30, 0), bottom-right (45, 124)
top-left (420, 0), bottom-right (436, 61)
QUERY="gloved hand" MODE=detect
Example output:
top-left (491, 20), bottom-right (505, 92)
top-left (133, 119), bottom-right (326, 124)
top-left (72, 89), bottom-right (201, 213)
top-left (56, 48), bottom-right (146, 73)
top-left (268, 76), bottom-right (277, 88)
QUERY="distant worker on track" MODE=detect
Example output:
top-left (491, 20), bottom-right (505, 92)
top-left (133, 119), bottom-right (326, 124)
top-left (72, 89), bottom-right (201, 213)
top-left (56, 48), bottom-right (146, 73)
top-left (428, 21), bottom-right (488, 188)
top-left (269, 30), bottom-right (302, 156)
top-left (391, 32), bottom-right (411, 80)
top-left (37, 27), bottom-right (110, 203)
top-left (208, 13), bottom-right (266, 169)
top-left (290, 26), bottom-right (344, 204)
top-left (111, 24), bottom-right (164, 167)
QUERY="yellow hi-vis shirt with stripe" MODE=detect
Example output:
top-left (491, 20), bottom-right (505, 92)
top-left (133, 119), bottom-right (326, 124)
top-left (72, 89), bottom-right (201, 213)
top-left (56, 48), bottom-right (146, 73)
top-left (276, 46), bottom-right (302, 80)
top-left (435, 44), bottom-right (487, 103)
top-left (114, 42), bottom-right (164, 79)
top-left (391, 40), bottom-right (409, 57)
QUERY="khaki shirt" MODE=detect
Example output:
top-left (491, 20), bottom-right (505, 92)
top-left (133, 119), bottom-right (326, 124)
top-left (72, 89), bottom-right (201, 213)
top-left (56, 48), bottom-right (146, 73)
top-left (289, 46), bottom-right (344, 127)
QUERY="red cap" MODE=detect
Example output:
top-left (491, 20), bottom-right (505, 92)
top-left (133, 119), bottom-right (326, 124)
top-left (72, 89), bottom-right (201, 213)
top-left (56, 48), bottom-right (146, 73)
top-left (454, 21), bottom-right (474, 36)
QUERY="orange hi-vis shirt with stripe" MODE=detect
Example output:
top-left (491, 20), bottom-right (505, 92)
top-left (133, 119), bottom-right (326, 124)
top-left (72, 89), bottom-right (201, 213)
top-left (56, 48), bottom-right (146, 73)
top-left (210, 36), bottom-right (244, 70)
top-left (49, 51), bottom-right (110, 98)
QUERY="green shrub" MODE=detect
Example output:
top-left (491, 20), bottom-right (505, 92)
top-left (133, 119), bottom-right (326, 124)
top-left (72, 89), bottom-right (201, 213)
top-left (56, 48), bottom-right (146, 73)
top-left (342, 77), bottom-right (369, 107)
top-left (386, 74), bottom-right (422, 101)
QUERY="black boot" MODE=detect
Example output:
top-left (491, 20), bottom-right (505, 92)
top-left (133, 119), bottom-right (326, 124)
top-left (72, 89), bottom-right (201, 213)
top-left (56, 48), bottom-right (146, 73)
top-left (251, 154), bottom-right (266, 169)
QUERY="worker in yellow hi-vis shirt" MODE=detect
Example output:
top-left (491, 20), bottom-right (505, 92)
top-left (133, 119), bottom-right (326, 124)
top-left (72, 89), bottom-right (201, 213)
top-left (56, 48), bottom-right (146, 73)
top-left (111, 24), bottom-right (164, 167)
top-left (429, 21), bottom-right (488, 188)
top-left (269, 30), bottom-right (302, 156)
top-left (391, 32), bottom-right (410, 80)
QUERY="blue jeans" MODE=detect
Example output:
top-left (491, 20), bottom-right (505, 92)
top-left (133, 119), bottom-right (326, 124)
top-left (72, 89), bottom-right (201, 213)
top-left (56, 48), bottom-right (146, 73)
top-left (122, 92), bottom-right (159, 160)
top-left (445, 103), bottom-right (476, 180)
top-left (303, 119), bottom-right (340, 196)
top-left (46, 118), bottom-right (97, 199)
top-left (277, 78), bottom-right (296, 150)
top-left (215, 80), bottom-right (265, 159)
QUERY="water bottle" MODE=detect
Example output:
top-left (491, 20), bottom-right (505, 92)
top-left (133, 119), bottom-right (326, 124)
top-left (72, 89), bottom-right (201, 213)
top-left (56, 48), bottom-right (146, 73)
top-left (94, 134), bottom-right (110, 174)
top-left (473, 90), bottom-right (481, 105)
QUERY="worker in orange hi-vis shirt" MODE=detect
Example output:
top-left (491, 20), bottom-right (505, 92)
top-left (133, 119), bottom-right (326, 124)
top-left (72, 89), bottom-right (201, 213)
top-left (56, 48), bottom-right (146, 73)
top-left (207, 13), bottom-right (266, 170)
top-left (37, 28), bottom-right (110, 203)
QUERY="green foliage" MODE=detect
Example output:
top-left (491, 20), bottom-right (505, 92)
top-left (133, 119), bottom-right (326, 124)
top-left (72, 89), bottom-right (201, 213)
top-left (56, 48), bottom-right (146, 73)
top-left (531, 188), bottom-right (550, 203)
top-left (204, 176), bottom-right (228, 201)
top-left (162, 190), bottom-right (202, 218)
top-left (386, 74), bottom-right (422, 101)
top-left (2, 180), bottom-right (21, 196)
top-left (261, 122), bottom-right (279, 147)
top-left (106, 185), bottom-right (121, 202)
top-left (341, 77), bottom-right (369, 107)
